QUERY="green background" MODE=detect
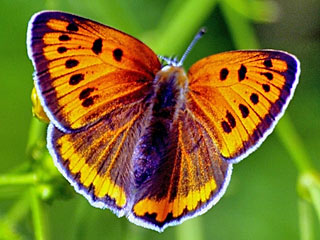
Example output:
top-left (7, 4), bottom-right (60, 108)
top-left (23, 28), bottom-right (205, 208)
top-left (0, 0), bottom-right (319, 239)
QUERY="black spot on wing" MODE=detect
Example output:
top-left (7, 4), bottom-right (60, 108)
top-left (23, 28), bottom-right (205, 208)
top-left (262, 84), bottom-right (270, 92)
top-left (82, 95), bottom-right (98, 108)
top-left (66, 23), bottom-right (79, 32)
top-left (69, 74), bottom-right (84, 85)
top-left (221, 121), bottom-right (232, 133)
top-left (220, 68), bottom-right (229, 80)
top-left (226, 111), bottom-right (236, 128)
top-left (250, 93), bottom-right (259, 104)
top-left (82, 97), bottom-right (94, 107)
top-left (59, 34), bottom-right (70, 41)
top-left (79, 88), bottom-right (95, 100)
top-left (113, 48), bottom-right (123, 62)
top-left (65, 59), bottom-right (79, 68)
top-left (92, 38), bottom-right (103, 55)
top-left (57, 46), bottom-right (67, 53)
top-left (261, 72), bottom-right (273, 80)
top-left (238, 64), bottom-right (247, 81)
top-left (263, 59), bottom-right (272, 68)
top-left (239, 104), bottom-right (249, 118)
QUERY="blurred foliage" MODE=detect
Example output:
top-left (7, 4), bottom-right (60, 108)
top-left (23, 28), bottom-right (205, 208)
top-left (0, 0), bottom-right (319, 239)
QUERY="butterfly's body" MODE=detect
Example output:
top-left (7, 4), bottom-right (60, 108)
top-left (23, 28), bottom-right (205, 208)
top-left (134, 66), bottom-right (186, 185)
top-left (27, 11), bottom-right (300, 232)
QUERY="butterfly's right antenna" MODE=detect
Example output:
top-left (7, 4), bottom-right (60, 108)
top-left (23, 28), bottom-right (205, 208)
top-left (178, 28), bottom-right (206, 66)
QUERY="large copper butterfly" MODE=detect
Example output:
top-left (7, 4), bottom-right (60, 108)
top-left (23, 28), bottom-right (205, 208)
top-left (27, 11), bottom-right (300, 231)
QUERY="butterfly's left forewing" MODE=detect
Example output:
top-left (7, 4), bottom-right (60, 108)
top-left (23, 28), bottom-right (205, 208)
top-left (187, 50), bottom-right (300, 162)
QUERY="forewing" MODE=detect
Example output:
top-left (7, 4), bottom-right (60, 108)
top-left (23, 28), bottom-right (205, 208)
top-left (27, 11), bottom-right (161, 131)
top-left (187, 50), bottom-right (300, 162)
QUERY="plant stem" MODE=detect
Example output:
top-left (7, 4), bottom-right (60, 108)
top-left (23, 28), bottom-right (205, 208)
top-left (0, 173), bottom-right (37, 185)
top-left (6, 192), bottom-right (30, 225)
top-left (298, 198), bottom-right (314, 240)
top-left (309, 183), bottom-right (320, 224)
top-left (30, 187), bottom-right (47, 240)
top-left (299, 172), bottom-right (320, 224)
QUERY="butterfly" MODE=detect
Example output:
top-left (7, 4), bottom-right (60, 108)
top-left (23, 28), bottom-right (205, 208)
top-left (27, 11), bottom-right (300, 232)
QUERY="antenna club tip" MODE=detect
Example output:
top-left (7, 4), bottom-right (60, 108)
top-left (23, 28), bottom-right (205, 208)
top-left (199, 27), bottom-right (207, 35)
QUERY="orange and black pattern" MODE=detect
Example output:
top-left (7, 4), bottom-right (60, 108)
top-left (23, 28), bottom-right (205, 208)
top-left (27, 11), bottom-right (299, 232)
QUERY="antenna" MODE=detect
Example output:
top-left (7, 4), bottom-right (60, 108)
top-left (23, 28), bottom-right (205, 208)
top-left (178, 27), bottom-right (206, 66)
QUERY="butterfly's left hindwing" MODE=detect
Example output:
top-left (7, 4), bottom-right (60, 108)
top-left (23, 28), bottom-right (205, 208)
top-left (27, 11), bottom-right (161, 131)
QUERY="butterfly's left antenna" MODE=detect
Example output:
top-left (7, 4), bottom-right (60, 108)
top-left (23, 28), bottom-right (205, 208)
top-left (178, 28), bottom-right (206, 66)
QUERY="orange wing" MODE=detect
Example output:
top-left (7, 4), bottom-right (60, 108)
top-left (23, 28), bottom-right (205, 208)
top-left (27, 11), bottom-right (161, 131)
top-left (187, 50), bottom-right (300, 162)
top-left (48, 102), bottom-right (149, 215)
top-left (130, 110), bottom-right (231, 231)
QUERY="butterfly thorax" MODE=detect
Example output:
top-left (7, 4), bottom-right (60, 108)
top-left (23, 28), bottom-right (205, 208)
top-left (151, 66), bottom-right (188, 122)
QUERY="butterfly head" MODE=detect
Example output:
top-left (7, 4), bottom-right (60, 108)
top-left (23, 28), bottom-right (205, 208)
top-left (158, 55), bottom-right (180, 67)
